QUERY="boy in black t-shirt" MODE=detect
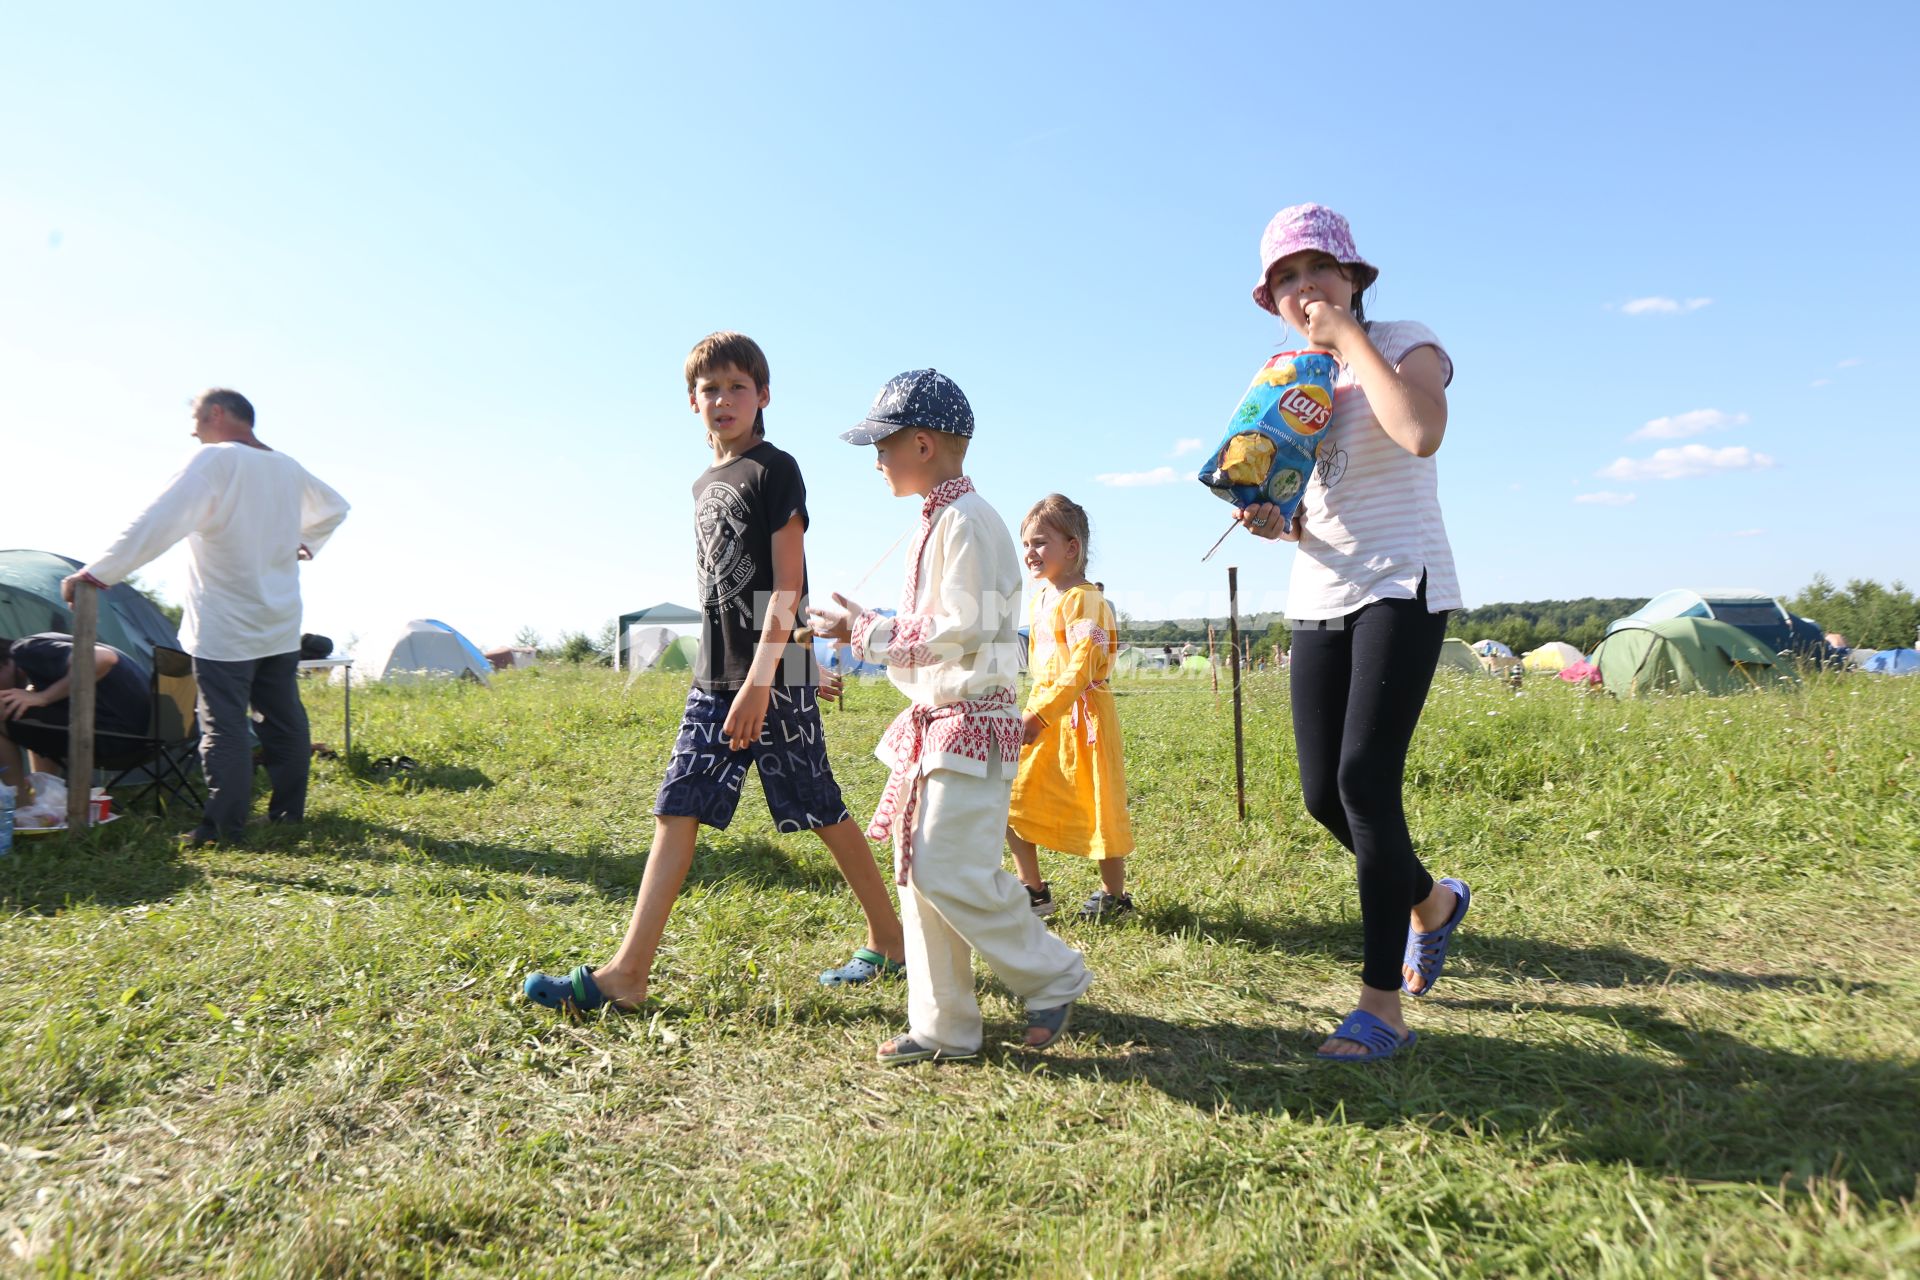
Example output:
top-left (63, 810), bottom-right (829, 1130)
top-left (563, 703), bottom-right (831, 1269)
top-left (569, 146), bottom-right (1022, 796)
top-left (524, 332), bottom-right (907, 1014)
top-left (0, 633), bottom-right (153, 802)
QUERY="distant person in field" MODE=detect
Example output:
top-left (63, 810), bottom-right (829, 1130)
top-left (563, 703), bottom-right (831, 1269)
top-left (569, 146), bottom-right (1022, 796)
top-left (1003, 494), bottom-right (1136, 922)
top-left (810, 369), bottom-right (1091, 1065)
top-left (523, 332), bottom-right (907, 1016)
top-left (65, 389), bottom-right (350, 845)
top-left (1236, 204), bottom-right (1471, 1062)
top-left (0, 635), bottom-right (150, 803)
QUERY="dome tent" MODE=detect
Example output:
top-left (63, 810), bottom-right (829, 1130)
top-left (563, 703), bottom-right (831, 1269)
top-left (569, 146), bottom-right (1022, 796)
top-left (1523, 641), bottom-right (1587, 672)
top-left (1437, 638), bottom-right (1488, 675)
top-left (1860, 648), bottom-right (1920, 675)
top-left (1591, 617), bottom-right (1794, 697)
top-left (1472, 638), bottom-right (1515, 658)
top-left (348, 619), bottom-right (491, 685)
top-left (0, 548), bottom-right (181, 678)
top-left (1608, 588), bottom-right (1830, 662)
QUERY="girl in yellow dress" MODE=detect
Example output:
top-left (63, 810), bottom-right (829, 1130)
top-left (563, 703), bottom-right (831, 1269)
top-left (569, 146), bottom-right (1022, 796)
top-left (1006, 494), bottom-right (1136, 921)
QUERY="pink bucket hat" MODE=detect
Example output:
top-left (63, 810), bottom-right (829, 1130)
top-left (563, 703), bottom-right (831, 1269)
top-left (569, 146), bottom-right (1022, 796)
top-left (1252, 204), bottom-right (1379, 314)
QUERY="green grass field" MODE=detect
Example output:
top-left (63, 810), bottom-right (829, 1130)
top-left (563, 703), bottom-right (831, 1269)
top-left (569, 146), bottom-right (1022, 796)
top-left (3, 666), bottom-right (1917, 1278)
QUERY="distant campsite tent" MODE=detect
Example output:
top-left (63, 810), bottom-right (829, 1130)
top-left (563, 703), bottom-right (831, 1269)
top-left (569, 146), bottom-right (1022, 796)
top-left (1472, 638), bottom-right (1515, 659)
top-left (1111, 647), bottom-right (1156, 676)
top-left (625, 626), bottom-right (679, 672)
top-left (1179, 654), bottom-right (1213, 676)
top-left (1590, 617), bottom-right (1793, 697)
top-left (0, 548), bottom-right (181, 678)
top-left (615, 603), bottom-right (702, 669)
top-left (650, 634), bottom-right (700, 673)
top-left (811, 634), bottom-right (885, 677)
top-left (1609, 588), bottom-right (1830, 661)
top-left (1523, 641), bottom-right (1586, 672)
top-left (350, 620), bottom-right (492, 685)
top-left (1437, 638), bottom-right (1488, 675)
top-left (1860, 648), bottom-right (1920, 676)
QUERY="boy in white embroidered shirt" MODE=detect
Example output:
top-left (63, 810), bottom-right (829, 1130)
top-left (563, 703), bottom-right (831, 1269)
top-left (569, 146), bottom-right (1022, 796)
top-left (809, 369), bottom-right (1093, 1065)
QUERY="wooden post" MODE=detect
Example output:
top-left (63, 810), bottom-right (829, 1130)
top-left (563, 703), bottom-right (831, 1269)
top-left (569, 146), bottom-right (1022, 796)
top-left (67, 583), bottom-right (98, 830)
top-left (1207, 624), bottom-right (1219, 697)
top-left (1227, 566), bottom-right (1246, 822)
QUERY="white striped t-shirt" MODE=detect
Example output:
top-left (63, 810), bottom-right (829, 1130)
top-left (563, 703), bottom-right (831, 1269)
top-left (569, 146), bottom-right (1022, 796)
top-left (1286, 319), bottom-right (1461, 619)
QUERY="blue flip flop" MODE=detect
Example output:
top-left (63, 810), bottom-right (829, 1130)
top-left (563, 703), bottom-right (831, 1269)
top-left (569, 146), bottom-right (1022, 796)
top-left (1316, 1008), bottom-right (1416, 1061)
top-left (1402, 877), bottom-right (1472, 997)
top-left (522, 964), bottom-right (636, 1014)
top-left (877, 1033), bottom-right (977, 1066)
top-left (1022, 1000), bottom-right (1076, 1051)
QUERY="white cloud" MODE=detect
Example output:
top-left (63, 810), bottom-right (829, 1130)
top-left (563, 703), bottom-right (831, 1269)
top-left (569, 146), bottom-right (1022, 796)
top-left (1575, 491), bottom-right (1637, 506)
top-left (1630, 408), bottom-right (1749, 441)
top-left (1731, 528), bottom-right (1765, 537)
top-left (1170, 438), bottom-right (1205, 457)
top-left (1597, 444), bottom-right (1776, 482)
top-left (1837, 357), bottom-right (1865, 368)
top-left (1811, 378), bottom-right (1831, 388)
top-left (1094, 466), bottom-right (1184, 488)
top-left (1619, 296), bottom-right (1713, 315)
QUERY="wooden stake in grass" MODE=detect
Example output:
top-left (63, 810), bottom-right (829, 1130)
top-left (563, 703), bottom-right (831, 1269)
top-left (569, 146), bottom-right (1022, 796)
top-left (1227, 565), bottom-right (1246, 822)
top-left (67, 581), bottom-right (98, 830)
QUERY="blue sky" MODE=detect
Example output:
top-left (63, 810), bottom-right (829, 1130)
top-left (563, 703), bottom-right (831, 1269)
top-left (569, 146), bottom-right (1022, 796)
top-left (4, 3), bottom-right (1914, 648)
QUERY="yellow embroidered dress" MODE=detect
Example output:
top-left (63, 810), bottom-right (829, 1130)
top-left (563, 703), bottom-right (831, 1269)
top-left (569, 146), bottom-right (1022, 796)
top-left (1008, 582), bottom-right (1134, 859)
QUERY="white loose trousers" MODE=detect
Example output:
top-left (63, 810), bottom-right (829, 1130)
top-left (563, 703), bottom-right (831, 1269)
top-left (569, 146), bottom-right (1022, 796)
top-left (900, 764), bottom-right (1092, 1055)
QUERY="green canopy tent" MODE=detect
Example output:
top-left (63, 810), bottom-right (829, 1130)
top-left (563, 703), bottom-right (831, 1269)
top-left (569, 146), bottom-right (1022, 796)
top-left (1591, 617), bottom-right (1795, 697)
top-left (0, 549), bottom-right (182, 678)
top-left (615, 602), bottom-right (702, 670)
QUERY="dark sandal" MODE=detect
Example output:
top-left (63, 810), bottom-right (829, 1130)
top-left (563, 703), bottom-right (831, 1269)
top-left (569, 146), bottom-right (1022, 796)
top-left (1023, 1000), bottom-right (1076, 1050)
top-left (876, 1033), bottom-right (977, 1066)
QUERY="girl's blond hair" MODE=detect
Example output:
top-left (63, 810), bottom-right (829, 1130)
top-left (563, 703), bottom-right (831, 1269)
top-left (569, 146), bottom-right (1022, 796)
top-left (1023, 493), bottom-right (1090, 573)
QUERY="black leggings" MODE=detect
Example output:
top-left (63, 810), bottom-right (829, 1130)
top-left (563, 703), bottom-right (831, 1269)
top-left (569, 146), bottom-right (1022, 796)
top-left (1289, 586), bottom-right (1448, 992)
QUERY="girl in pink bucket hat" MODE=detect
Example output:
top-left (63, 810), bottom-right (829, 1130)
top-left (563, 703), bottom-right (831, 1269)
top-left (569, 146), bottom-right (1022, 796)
top-left (1236, 204), bottom-right (1472, 1063)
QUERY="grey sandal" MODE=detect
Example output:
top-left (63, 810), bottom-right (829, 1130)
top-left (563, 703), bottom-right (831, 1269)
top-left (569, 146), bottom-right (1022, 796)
top-left (1023, 1000), bottom-right (1076, 1050)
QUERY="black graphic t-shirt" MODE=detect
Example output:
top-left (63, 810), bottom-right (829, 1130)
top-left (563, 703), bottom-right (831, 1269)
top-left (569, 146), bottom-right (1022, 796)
top-left (691, 440), bottom-right (816, 693)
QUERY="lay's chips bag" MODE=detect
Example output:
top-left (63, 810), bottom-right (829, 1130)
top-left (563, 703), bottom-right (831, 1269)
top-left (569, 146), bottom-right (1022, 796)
top-left (1196, 349), bottom-right (1338, 524)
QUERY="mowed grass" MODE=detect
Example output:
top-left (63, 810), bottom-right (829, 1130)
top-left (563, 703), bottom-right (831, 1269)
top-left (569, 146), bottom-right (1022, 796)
top-left (3, 664), bottom-right (1918, 1277)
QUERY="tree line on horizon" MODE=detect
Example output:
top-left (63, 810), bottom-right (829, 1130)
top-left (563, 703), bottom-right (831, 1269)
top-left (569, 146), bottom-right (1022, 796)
top-left (1121, 576), bottom-right (1920, 661)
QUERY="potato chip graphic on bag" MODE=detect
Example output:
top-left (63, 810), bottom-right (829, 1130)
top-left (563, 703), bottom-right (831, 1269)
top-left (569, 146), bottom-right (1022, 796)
top-left (1197, 349), bottom-right (1339, 521)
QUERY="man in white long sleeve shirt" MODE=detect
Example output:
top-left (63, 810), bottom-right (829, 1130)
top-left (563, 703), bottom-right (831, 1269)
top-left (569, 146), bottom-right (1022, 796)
top-left (63, 389), bottom-right (350, 844)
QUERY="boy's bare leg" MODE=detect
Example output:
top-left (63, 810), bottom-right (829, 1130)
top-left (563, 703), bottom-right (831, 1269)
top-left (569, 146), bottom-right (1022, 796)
top-left (1098, 856), bottom-right (1127, 897)
top-left (1006, 827), bottom-right (1044, 889)
top-left (814, 818), bottom-right (904, 963)
top-left (591, 815), bottom-right (701, 1006)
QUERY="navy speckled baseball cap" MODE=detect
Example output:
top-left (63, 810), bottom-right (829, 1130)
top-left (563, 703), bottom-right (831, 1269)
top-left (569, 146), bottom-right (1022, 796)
top-left (842, 368), bottom-right (974, 445)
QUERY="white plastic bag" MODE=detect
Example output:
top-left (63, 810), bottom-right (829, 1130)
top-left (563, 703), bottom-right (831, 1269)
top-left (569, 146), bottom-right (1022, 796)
top-left (12, 772), bottom-right (67, 830)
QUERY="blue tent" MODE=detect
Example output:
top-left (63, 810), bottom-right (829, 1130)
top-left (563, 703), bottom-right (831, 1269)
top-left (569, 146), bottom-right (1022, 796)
top-left (1861, 648), bottom-right (1920, 675)
top-left (812, 609), bottom-right (890, 676)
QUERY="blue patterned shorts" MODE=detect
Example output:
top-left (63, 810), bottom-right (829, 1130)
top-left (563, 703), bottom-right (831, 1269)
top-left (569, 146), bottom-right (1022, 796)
top-left (653, 685), bottom-right (852, 833)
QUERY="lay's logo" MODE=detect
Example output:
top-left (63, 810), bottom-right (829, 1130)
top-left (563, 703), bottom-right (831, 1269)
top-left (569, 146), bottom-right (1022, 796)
top-left (1278, 384), bottom-right (1333, 434)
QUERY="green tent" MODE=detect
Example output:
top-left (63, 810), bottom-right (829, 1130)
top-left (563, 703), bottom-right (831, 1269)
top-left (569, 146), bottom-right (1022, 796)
top-left (1436, 637), bottom-right (1487, 675)
top-left (1179, 654), bottom-right (1213, 676)
top-left (1111, 647), bottom-right (1152, 675)
top-left (650, 634), bottom-right (700, 673)
top-left (1591, 617), bottom-right (1794, 697)
top-left (0, 548), bottom-right (182, 677)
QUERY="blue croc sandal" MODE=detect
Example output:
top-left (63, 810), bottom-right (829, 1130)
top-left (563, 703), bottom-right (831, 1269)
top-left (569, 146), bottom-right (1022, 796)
top-left (819, 948), bottom-right (906, 987)
top-left (877, 1034), bottom-right (977, 1066)
top-left (1402, 877), bottom-right (1472, 997)
top-left (1316, 1008), bottom-right (1416, 1061)
top-left (522, 965), bottom-right (636, 1014)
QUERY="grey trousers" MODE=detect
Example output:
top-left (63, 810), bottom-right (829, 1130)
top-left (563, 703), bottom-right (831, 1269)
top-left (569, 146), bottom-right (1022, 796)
top-left (193, 651), bottom-right (309, 838)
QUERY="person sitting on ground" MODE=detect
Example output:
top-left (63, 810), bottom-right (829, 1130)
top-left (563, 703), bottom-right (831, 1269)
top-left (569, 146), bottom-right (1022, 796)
top-left (0, 634), bottom-right (152, 802)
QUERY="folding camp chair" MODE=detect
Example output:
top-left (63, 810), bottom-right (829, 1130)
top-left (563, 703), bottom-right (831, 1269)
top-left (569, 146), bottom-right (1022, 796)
top-left (99, 645), bottom-right (205, 814)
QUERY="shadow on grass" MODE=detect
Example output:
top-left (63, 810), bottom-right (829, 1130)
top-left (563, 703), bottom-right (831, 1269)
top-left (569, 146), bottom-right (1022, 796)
top-left (344, 753), bottom-right (496, 792)
top-left (234, 814), bottom-right (850, 901)
top-left (0, 817), bottom-right (206, 915)
top-left (1144, 903), bottom-right (1884, 994)
top-left (1033, 1001), bottom-right (1920, 1201)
